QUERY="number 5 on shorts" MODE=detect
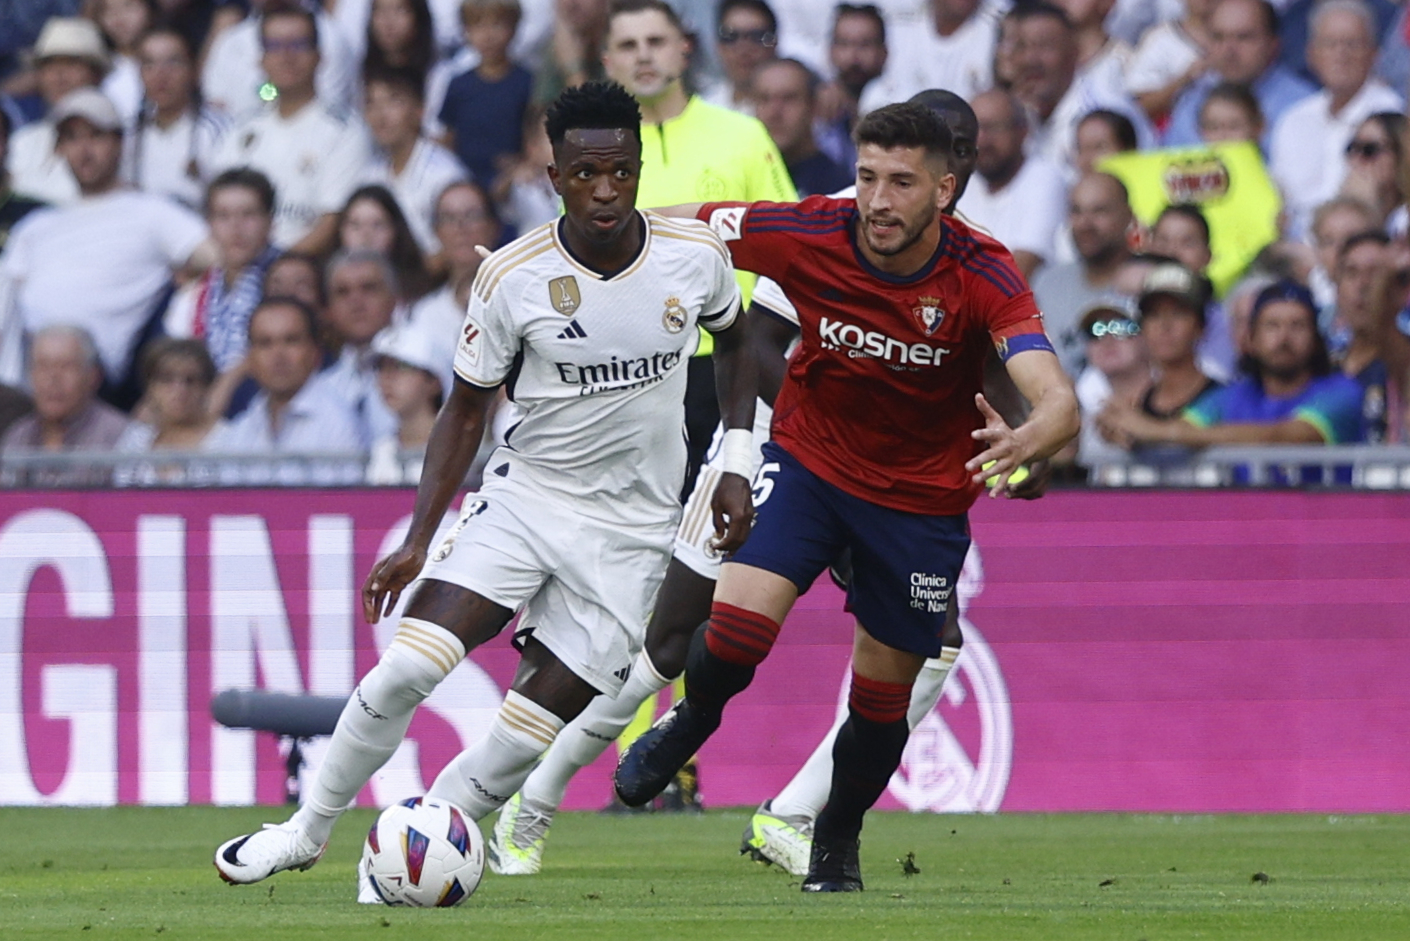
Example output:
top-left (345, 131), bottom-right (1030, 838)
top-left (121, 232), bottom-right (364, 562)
top-left (752, 462), bottom-right (781, 505)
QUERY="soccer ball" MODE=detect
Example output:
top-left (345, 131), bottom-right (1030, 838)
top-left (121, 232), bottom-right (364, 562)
top-left (362, 797), bottom-right (485, 907)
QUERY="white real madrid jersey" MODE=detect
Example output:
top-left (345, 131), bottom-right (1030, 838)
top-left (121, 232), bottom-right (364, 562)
top-left (455, 211), bottom-right (741, 527)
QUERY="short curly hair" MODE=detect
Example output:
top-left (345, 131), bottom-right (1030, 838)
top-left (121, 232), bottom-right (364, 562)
top-left (544, 81), bottom-right (642, 151)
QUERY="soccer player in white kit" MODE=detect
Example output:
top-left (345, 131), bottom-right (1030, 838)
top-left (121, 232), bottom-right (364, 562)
top-left (212, 81), bottom-right (757, 889)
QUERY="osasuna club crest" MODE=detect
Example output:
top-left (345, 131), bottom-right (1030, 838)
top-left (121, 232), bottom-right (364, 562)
top-left (913, 295), bottom-right (945, 335)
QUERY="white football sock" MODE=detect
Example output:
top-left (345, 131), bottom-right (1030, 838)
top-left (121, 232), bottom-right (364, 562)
top-left (769, 646), bottom-right (960, 821)
top-left (427, 690), bottom-right (567, 820)
top-left (518, 651), bottom-right (672, 812)
top-left (292, 619), bottom-right (465, 845)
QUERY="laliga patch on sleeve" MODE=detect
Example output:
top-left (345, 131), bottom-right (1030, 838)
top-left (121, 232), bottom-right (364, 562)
top-left (708, 206), bottom-right (748, 241)
top-left (460, 318), bottom-right (483, 366)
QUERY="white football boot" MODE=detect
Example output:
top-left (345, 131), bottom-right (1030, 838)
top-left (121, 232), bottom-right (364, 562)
top-left (739, 800), bottom-right (814, 877)
top-left (487, 792), bottom-right (555, 875)
top-left (214, 821), bottom-right (326, 884)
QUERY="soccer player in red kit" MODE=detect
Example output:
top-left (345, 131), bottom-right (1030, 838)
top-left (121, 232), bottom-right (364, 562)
top-left (614, 102), bottom-right (1079, 892)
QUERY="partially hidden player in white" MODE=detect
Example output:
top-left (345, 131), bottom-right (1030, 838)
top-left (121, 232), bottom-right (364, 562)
top-left (488, 90), bottom-right (1051, 878)
top-left (213, 80), bottom-right (758, 890)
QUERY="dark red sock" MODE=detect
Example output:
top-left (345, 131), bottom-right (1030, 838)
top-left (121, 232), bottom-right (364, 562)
top-left (702, 602), bottom-right (781, 667)
top-left (848, 672), bottom-right (911, 725)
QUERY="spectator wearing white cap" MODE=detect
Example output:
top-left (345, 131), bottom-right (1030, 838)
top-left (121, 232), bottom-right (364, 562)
top-left (7, 17), bottom-right (110, 205)
top-left (124, 26), bottom-right (232, 210)
top-left (201, 0), bottom-right (357, 118)
top-left (0, 88), bottom-right (210, 391)
top-left (1269, 0), bottom-right (1402, 240)
top-left (210, 4), bottom-right (371, 252)
top-left (365, 320), bottom-right (450, 484)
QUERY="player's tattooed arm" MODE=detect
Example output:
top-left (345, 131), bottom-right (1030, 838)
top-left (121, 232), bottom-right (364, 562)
top-left (362, 378), bottom-right (500, 621)
top-left (967, 349), bottom-right (1079, 498)
top-left (709, 316), bottom-right (758, 553)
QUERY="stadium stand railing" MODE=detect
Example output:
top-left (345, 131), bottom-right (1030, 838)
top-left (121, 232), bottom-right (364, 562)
top-left (6, 446), bottom-right (1410, 488)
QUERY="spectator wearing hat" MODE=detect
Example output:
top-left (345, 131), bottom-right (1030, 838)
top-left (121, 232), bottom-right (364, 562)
top-left (1133, 263), bottom-right (1225, 422)
top-left (1072, 296), bottom-right (1150, 472)
top-left (0, 88), bottom-right (210, 394)
top-left (1097, 280), bottom-right (1366, 454)
top-left (1, 324), bottom-right (129, 486)
top-left (125, 26), bottom-right (232, 210)
top-left (210, 4), bottom-right (371, 253)
top-left (1148, 204), bottom-right (1237, 377)
top-left (365, 320), bottom-right (450, 484)
top-left (8, 17), bottom-right (109, 205)
top-left (206, 296), bottom-right (364, 485)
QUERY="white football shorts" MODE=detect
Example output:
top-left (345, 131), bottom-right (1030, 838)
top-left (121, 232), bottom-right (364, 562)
top-left (417, 482), bottom-right (675, 696)
top-left (673, 407), bottom-right (772, 579)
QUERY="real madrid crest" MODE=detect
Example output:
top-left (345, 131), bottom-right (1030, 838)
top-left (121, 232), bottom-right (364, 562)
top-left (663, 296), bottom-right (687, 333)
top-left (549, 276), bottom-right (581, 316)
top-left (913, 295), bottom-right (946, 335)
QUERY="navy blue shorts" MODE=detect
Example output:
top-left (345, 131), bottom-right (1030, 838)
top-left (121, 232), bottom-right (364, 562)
top-left (730, 442), bottom-right (971, 658)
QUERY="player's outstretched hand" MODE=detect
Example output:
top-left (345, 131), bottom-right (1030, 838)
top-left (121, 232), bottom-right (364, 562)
top-left (709, 472), bottom-right (755, 554)
top-left (966, 393), bottom-right (1029, 498)
top-left (362, 544), bottom-right (428, 623)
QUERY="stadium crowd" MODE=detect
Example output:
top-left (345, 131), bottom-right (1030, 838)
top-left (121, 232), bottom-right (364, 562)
top-left (1, 0), bottom-right (1408, 487)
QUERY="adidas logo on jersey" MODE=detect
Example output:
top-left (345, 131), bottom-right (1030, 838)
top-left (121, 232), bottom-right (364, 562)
top-left (818, 316), bottom-right (950, 367)
top-left (613, 664), bottom-right (632, 683)
top-left (557, 320), bottom-right (588, 340)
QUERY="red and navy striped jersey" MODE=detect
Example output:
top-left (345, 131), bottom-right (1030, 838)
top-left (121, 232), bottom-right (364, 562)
top-left (698, 195), bottom-right (1054, 515)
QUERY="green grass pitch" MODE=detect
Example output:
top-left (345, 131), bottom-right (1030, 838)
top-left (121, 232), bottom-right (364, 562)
top-left (2, 807), bottom-right (1407, 940)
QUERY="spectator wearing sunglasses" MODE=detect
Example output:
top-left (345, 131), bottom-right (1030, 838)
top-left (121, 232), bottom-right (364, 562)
top-left (1072, 296), bottom-right (1150, 472)
top-left (1269, 0), bottom-right (1402, 239)
top-left (1097, 281), bottom-right (1365, 465)
top-left (703, 0), bottom-right (780, 116)
top-left (1339, 112), bottom-right (1407, 233)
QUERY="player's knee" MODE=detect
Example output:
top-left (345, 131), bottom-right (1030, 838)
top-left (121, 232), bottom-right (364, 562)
top-left (847, 671), bottom-right (912, 726)
top-left (702, 602), bottom-right (781, 668)
top-left (645, 629), bottom-right (690, 678)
